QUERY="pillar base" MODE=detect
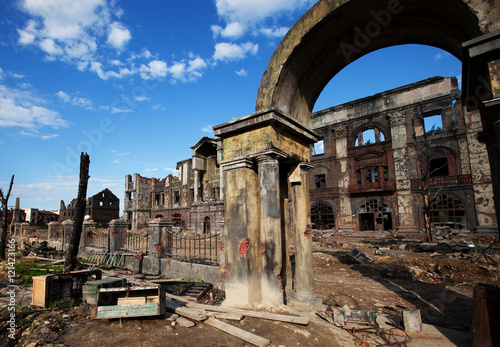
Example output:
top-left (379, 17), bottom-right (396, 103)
top-left (287, 295), bottom-right (324, 312)
top-left (396, 225), bottom-right (419, 234)
top-left (474, 226), bottom-right (499, 234)
top-left (338, 226), bottom-right (354, 233)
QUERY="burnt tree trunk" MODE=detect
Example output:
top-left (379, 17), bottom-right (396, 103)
top-left (0, 175), bottom-right (15, 260)
top-left (63, 153), bottom-right (90, 273)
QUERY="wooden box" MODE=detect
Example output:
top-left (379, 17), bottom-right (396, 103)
top-left (95, 285), bottom-right (165, 319)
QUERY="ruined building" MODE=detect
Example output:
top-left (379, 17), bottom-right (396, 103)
top-left (309, 76), bottom-right (496, 234)
top-left (124, 77), bottom-right (497, 235)
top-left (124, 137), bottom-right (224, 231)
top-left (59, 188), bottom-right (120, 227)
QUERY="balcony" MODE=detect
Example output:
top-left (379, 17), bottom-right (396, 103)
top-left (348, 181), bottom-right (396, 195)
top-left (310, 187), bottom-right (340, 198)
top-left (410, 174), bottom-right (473, 190)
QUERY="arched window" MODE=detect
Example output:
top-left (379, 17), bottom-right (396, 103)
top-left (358, 200), bottom-right (392, 231)
top-left (354, 128), bottom-right (385, 146)
top-left (203, 216), bottom-right (210, 234)
top-left (311, 201), bottom-right (335, 230)
top-left (429, 194), bottom-right (466, 229)
top-left (155, 214), bottom-right (164, 219)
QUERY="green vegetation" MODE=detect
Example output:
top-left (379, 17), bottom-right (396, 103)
top-left (14, 261), bottom-right (63, 286)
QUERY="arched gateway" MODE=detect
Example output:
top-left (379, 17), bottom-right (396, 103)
top-left (214, 0), bottom-right (500, 306)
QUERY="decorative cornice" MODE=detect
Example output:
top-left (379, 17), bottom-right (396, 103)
top-left (389, 112), bottom-right (406, 127)
top-left (333, 124), bottom-right (348, 138)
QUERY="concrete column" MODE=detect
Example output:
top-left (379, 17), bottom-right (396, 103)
top-left (290, 162), bottom-right (317, 303)
top-left (390, 112), bottom-right (417, 233)
top-left (62, 220), bottom-right (74, 253)
top-left (221, 158), bottom-right (262, 306)
top-left (81, 220), bottom-right (96, 251)
top-left (148, 219), bottom-right (174, 275)
top-left (48, 222), bottom-right (61, 242)
top-left (334, 124), bottom-right (354, 232)
top-left (255, 151), bottom-right (285, 304)
top-left (193, 169), bottom-right (199, 203)
top-left (109, 219), bottom-right (127, 253)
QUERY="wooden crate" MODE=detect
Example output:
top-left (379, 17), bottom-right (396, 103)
top-left (31, 269), bottom-right (102, 308)
top-left (95, 285), bottom-right (165, 319)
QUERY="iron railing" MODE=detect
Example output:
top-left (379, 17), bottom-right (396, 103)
top-left (411, 174), bottom-right (472, 190)
top-left (90, 233), bottom-right (108, 249)
top-left (122, 234), bottom-right (149, 254)
top-left (164, 229), bottom-right (220, 266)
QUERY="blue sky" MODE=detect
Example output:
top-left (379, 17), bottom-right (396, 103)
top-left (0, 0), bottom-right (461, 214)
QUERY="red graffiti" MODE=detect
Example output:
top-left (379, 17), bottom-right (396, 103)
top-left (221, 266), bottom-right (231, 280)
top-left (238, 238), bottom-right (251, 258)
top-left (133, 254), bottom-right (144, 263)
top-left (167, 259), bottom-right (172, 272)
top-left (262, 245), bottom-right (265, 253)
top-left (304, 224), bottom-right (312, 238)
top-left (220, 241), bottom-right (225, 251)
top-left (277, 275), bottom-right (283, 291)
top-left (155, 243), bottom-right (163, 258)
top-left (111, 229), bottom-right (118, 237)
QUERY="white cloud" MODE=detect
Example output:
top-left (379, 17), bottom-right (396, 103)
top-left (139, 60), bottom-right (168, 80)
top-left (236, 68), bottom-right (248, 77)
top-left (164, 168), bottom-right (179, 175)
top-left (107, 22), bottom-right (131, 50)
top-left (0, 85), bottom-right (68, 130)
top-left (142, 168), bottom-right (159, 173)
top-left (135, 96), bottom-right (150, 102)
top-left (10, 73), bottom-right (25, 79)
top-left (0, 67), bottom-right (4, 80)
top-left (202, 125), bottom-right (214, 133)
top-left (215, 0), bottom-right (315, 25)
top-left (259, 26), bottom-right (289, 38)
top-left (211, 25), bottom-right (223, 38)
top-left (39, 38), bottom-right (63, 55)
top-left (221, 22), bottom-right (244, 39)
top-left (111, 107), bottom-right (132, 114)
top-left (167, 56), bottom-right (208, 82)
top-left (56, 90), bottom-right (93, 109)
top-left (213, 42), bottom-right (258, 61)
top-left (151, 104), bottom-right (166, 111)
top-left (434, 53), bottom-right (443, 61)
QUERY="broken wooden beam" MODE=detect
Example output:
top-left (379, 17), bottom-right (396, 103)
top-left (176, 316), bottom-right (196, 328)
top-left (165, 300), bottom-right (207, 321)
top-left (205, 311), bottom-right (244, 321)
top-left (186, 302), bottom-right (309, 325)
top-left (205, 317), bottom-right (270, 347)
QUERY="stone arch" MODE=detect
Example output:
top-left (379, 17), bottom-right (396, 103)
top-left (256, 0), bottom-right (497, 125)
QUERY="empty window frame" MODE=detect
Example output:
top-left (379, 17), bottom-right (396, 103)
top-left (315, 174), bottom-right (326, 188)
top-left (311, 201), bottom-right (335, 229)
top-left (365, 168), bottom-right (378, 183)
top-left (355, 128), bottom-right (385, 146)
top-left (313, 140), bottom-right (325, 155)
top-left (423, 114), bottom-right (443, 133)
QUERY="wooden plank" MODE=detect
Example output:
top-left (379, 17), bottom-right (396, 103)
top-left (96, 302), bottom-right (161, 319)
top-left (205, 317), bottom-right (270, 347)
top-left (117, 297), bottom-right (146, 305)
top-left (176, 317), bottom-right (195, 327)
top-left (205, 311), bottom-right (244, 321)
top-left (186, 302), bottom-right (309, 325)
top-left (165, 292), bottom-right (191, 303)
top-left (165, 301), bottom-right (207, 321)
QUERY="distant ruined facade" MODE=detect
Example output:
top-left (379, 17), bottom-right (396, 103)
top-left (124, 137), bottom-right (224, 231)
top-left (59, 188), bottom-right (120, 227)
top-left (124, 77), bottom-right (497, 234)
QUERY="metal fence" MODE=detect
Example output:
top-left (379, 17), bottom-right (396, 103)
top-left (164, 229), bottom-right (220, 266)
top-left (90, 233), bottom-right (108, 249)
top-left (122, 234), bottom-right (149, 254)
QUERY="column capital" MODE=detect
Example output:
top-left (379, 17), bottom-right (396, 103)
top-left (250, 149), bottom-right (287, 165)
top-left (389, 112), bottom-right (406, 127)
top-left (333, 124), bottom-right (348, 138)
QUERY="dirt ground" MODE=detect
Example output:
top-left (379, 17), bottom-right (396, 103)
top-left (1, 234), bottom-right (499, 347)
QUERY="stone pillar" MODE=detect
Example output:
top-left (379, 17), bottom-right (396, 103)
top-left (390, 112), bottom-right (417, 233)
top-left (148, 219), bottom-right (174, 275)
top-left (193, 169), bottom-right (200, 203)
top-left (62, 220), bottom-right (74, 252)
top-left (221, 158), bottom-right (262, 306)
top-left (334, 124), bottom-right (354, 232)
top-left (81, 220), bottom-right (96, 251)
top-left (109, 219), bottom-right (127, 253)
top-left (48, 221), bottom-right (61, 242)
top-left (255, 150), bottom-right (286, 304)
top-left (12, 197), bottom-right (21, 224)
top-left (290, 162), bottom-right (318, 303)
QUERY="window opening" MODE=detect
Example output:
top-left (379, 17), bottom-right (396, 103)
top-left (314, 140), bottom-right (325, 155)
top-left (424, 114), bottom-right (442, 133)
top-left (429, 157), bottom-right (449, 177)
top-left (311, 201), bottom-right (335, 229)
top-left (315, 174), bottom-right (326, 188)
